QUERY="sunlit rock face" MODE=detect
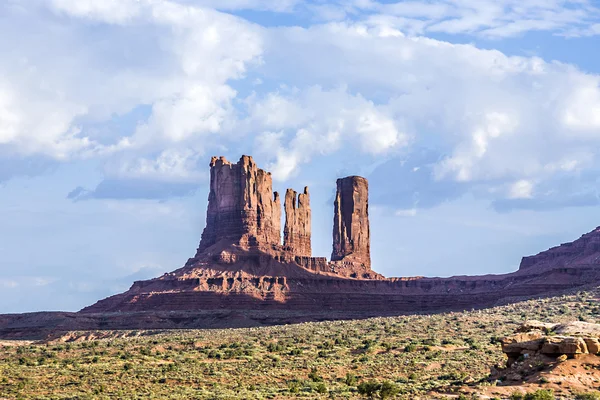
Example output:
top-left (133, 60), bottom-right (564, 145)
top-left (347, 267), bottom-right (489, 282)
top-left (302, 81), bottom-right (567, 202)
top-left (283, 187), bottom-right (311, 257)
top-left (331, 176), bottom-right (371, 270)
top-left (196, 155), bottom-right (281, 254)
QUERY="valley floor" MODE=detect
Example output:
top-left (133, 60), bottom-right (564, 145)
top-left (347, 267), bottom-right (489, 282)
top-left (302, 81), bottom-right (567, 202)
top-left (2, 288), bottom-right (600, 399)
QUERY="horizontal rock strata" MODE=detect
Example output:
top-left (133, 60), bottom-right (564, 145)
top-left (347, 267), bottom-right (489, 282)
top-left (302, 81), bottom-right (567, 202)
top-left (501, 321), bottom-right (600, 367)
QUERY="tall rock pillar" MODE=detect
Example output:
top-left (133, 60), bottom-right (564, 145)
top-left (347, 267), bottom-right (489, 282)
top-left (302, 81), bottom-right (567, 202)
top-left (283, 187), bottom-right (311, 256)
top-left (331, 176), bottom-right (371, 269)
top-left (196, 155), bottom-right (281, 254)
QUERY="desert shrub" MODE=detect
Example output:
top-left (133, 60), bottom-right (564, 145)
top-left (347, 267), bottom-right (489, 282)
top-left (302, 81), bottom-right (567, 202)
top-left (308, 367), bottom-right (322, 382)
top-left (315, 383), bottom-right (327, 394)
top-left (379, 380), bottom-right (400, 399)
top-left (523, 389), bottom-right (554, 400)
top-left (345, 372), bottom-right (357, 386)
top-left (575, 393), bottom-right (600, 400)
top-left (357, 379), bottom-right (399, 399)
top-left (289, 348), bottom-right (302, 356)
top-left (288, 380), bottom-right (301, 393)
top-left (357, 380), bottom-right (380, 398)
top-left (404, 344), bottom-right (417, 352)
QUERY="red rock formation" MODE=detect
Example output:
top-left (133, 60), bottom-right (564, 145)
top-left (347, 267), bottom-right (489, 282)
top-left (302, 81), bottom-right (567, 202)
top-left (283, 187), bottom-right (311, 256)
top-left (196, 155), bottom-right (281, 254)
top-left (331, 176), bottom-right (371, 270)
top-left (519, 227), bottom-right (600, 271)
top-left (8, 155), bottom-right (600, 340)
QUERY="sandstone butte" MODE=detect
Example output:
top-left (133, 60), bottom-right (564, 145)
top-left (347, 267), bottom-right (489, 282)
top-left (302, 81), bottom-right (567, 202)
top-left (3, 154), bottom-right (600, 339)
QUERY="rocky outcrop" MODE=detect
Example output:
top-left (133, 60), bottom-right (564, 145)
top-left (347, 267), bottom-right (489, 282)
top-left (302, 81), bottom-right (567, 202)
top-left (332, 176), bottom-right (371, 270)
top-left (487, 321), bottom-right (600, 391)
top-left (501, 321), bottom-right (600, 367)
top-left (283, 187), bottom-right (311, 256)
top-left (196, 156), bottom-right (281, 254)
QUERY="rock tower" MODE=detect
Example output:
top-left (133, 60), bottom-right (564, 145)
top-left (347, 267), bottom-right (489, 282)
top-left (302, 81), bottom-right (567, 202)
top-left (283, 187), bottom-right (311, 256)
top-left (196, 155), bottom-right (281, 254)
top-left (331, 176), bottom-right (371, 269)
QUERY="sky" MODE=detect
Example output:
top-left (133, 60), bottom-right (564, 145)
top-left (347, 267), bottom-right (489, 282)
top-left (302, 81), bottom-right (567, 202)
top-left (2, 0), bottom-right (600, 313)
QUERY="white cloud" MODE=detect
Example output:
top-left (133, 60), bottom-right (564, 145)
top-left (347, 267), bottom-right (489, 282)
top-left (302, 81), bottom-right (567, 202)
top-left (316, 0), bottom-right (600, 38)
top-left (0, 0), bottom-right (262, 166)
top-left (508, 180), bottom-right (535, 199)
top-left (252, 20), bottom-right (600, 208)
top-left (247, 86), bottom-right (405, 180)
top-left (104, 149), bottom-right (205, 183)
top-left (1, 0), bottom-right (600, 209)
top-left (562, 81), bottom-right (600, 131)
top-left (49, 0), bottom-right (142, 24)
top-left (395, 208), bottom-right (418, 217)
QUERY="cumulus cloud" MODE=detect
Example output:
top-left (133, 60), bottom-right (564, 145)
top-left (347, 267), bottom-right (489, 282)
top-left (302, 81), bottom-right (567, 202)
top-left (0, 0), bottom-right (262, 181)
top-left (2, 0), bottom-right (600, 210)
top-left (258, 21), bottom-right (600, 209)
top-left (247, 86), bottom-right (406, 180)
top-left (70, 149), bottom-right (206, 200)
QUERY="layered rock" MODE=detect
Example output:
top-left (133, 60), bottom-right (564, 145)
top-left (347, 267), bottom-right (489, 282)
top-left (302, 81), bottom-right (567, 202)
top-left (331, 176), bottom-right (371, 269)
top-left (500, 321), bottom-right (600, 367)
top-left (283, 187), bottom-right (311, 257)
top-left (196, 155), bottom-right (281, 254)
top-left (519, 227), bottom-right (600, 271)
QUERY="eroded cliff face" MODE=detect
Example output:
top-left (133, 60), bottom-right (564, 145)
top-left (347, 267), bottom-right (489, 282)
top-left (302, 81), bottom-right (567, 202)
top-left (332, 176), bottom-right (371, 270)
top-left (283, 187), bottom-right (311, 257)
top-left (197, 155), bottom-right (281, 254)
top-left (519, 227), bottom-right (600, 271)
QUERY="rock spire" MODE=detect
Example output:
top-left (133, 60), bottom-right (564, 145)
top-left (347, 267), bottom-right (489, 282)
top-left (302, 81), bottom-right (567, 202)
top-left (331, 176), bottom-right (371, 269)
top-left (196, 155), bottom-right (281, 254)
top-left (283, 187), bottom-right (311, 256)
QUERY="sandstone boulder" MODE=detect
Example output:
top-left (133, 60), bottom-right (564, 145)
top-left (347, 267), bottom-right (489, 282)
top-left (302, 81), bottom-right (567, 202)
top-left (501, 321), bottom-right (600, 367)
top-left (541, 336), bottom-right (588, 355)
top-left (516, 320), bottom-right (559, 333)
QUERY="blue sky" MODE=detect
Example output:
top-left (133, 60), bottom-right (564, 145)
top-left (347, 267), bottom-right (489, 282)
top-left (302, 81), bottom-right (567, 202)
top-left (2, 0), bottom-right (600, 312)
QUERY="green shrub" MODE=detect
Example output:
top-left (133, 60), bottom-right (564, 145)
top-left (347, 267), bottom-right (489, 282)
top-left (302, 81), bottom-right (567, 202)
top-left (575, 393), bottom-right (600, 400)
top-left (345, 372), bottom-right (357, 386)
top-left (523, 389), bottom-right (554, 400)
top-left (315, 383), bottom-right (327, 394)
top-left (379, 380), bottom-right (400, 399)
top-left (308, 367), bottom-right (322, 382)
top-left (357, 380), bottom-right (380, 398)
